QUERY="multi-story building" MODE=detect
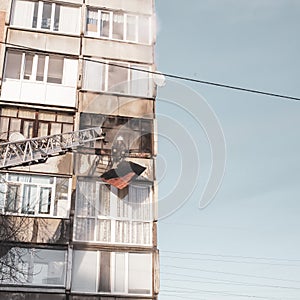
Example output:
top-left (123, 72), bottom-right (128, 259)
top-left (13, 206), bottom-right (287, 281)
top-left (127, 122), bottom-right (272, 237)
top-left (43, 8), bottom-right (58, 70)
top-left (0, 1), bottom-right (159, 299)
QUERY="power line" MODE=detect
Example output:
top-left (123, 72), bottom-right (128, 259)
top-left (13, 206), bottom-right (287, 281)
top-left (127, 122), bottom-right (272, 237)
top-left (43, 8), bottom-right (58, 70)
top-left (1, 41), bottom-right (300, 101)
top-left (160, 254), bottom-right (300, 267)
top-left (160, 249), bottom-right (300, 263)
top-left (160, 276), bottom-right (300, 291)
top-left (160, 264), bottom-right (300, 283)
top-left (161, 271), bottom-right (300, 288)
top-left (161, 284), bottom-right (296, 300)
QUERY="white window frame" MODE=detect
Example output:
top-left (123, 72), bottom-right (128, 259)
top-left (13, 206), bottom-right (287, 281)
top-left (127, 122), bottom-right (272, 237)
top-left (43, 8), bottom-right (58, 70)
top-left (83, 59), bottom-right (153, 97)
top-left (0, 172), bottom-right (72, 218)
top-left (85, 8), bottom-right (151, 45)
top-left (4, 51), bottom-right (63, 84)
top-left (11, 0), bottom-right (80, 34)
top-left (74, 181), bottom-right (153, 245)
top-left (72, 250), bottom-right (152, 295)
top-left (0, 247), bottom-right (67, 287)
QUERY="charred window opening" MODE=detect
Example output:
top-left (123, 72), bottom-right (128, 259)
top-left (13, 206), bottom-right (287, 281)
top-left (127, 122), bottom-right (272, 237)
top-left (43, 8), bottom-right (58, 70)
top-left (0, 107), bottom-right (74, 142)
top-left (80, 113), bottom-right (153, 156)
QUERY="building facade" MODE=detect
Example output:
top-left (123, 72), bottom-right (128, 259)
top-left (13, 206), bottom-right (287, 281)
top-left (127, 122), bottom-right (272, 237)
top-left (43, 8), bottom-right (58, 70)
top-left (0, 1), bottom-right (159, 299)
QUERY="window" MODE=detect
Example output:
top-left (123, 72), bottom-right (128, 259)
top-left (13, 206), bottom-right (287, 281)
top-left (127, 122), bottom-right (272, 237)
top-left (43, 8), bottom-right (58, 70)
top-left (0, 173), bottom-right (71, 217)
top-left (83, 59), bottom-right (153, 97)
top-left (72, 250), bottom-right (152, 295)
top-left (80, 113), bottom-right (153, 155)
top-left (2, 49), bottom-right (78, 107)
top-left (11, 0), bottom-right (80, 34)
top-left (74, 178), bottom-right (152, 245)
top-left (0, 107), bottom-right (74, 141)
top-left (4, 50), bottom-right (71, 84)
top-left (0, 247), bottom-right (67, 286)
top-left (86, 8), bottom-right (151, 44)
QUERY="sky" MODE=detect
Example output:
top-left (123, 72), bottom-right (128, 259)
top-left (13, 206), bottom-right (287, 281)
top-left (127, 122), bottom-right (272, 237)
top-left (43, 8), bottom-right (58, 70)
top-left (155, 1), bottom-right (300, 299)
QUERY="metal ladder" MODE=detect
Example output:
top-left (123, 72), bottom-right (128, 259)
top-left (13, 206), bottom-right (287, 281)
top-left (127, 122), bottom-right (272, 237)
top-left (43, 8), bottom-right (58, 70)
top-left (0, 127), bottom-right (104, 169)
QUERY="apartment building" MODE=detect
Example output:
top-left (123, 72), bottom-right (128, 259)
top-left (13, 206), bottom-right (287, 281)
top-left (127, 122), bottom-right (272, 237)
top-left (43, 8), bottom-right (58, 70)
top-left (0, 1), bottom-right (159, 299)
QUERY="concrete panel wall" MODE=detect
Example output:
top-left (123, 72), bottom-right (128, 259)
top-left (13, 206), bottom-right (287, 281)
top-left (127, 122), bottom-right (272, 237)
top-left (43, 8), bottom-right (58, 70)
top-left (86, 0), bottom-right (153, 15)
top-left (83, 38), bottom-right (153, 64)
top-left (7, 29), bottom-right (81, 55)
top-left (79, 92), bottom-right (154, 118)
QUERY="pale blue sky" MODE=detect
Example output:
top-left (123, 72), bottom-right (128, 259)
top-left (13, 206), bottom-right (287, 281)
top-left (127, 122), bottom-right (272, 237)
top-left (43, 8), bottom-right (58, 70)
top-left (155, 1), bottom-right (300, 299)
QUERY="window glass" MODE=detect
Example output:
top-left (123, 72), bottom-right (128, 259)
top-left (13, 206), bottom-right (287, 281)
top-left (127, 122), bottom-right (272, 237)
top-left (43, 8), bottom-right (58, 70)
top-left (47, 56), bottom-right (63, 84)
top-left (72, 250), bottom-right (97, 292)
top-left (83, 60), bottom-right (104, 92)
top-left (87, 9), bottom-right (98, 33)
top-left (128, 253), bottom-right (151, 294)
top-left (114, 252), bottom-right (125, 292)
top-left (0, 173), bottom-right (70, 217)
top-left (23, 121), bottom-right (34, 138)
top-left (23, 53), bottom-right (34, 80)
top-left (0, 117), bottom-right (9, 141)
top-left (131, 65), bottom-right (149, 97)
top-left (53, 4), bottom-right (60, 31)
top-left (36, 55), bottom-right (46, 81)
top-left (100, 11), bottom-right (110, 37)
top-left (22, 185), bottom-right (37, 214)
top-left (5, 51), bottom-right (22, 79)
top-left (108, 63), bottom-right (128, 93)
top-left (112, 13), bottom-right (124, 39)
top-left (54, 177), bottom-right (69, 217)
top-left (0, 248), bottom-right (66, 286)
top-left (39, 187), bottom-right (51, 213)
top-left (11, 0), bottom-right (35, 28)
top-left (38, 122), bottom-right (49, 136)
top-left (127, 15), bottom-right (137, 41)
top-left (39, 112), bottom-right (56, 121)
top-left (99, 251), bottom-right (111, 292)
top-left (138, 16), bottom-right (150, 44)
top-left (32, 1), bottom-right (38, 28)
top-left (41, 2), bottom-right (52, 29)
top-left (5, 184), bottom-right (20, 212)
top-left (18, 109), bottom-right (36, 119)
top-left (9, 118), bottom-right (21, 135)
top-left (50, 122), bottom-right (62, 135)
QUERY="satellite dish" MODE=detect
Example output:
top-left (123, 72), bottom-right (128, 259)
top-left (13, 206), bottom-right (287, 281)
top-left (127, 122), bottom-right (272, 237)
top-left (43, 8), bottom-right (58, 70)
top-left (153, 71), bottom-right (166, 87)
top-left (9, 132), bottom-right (25, 142)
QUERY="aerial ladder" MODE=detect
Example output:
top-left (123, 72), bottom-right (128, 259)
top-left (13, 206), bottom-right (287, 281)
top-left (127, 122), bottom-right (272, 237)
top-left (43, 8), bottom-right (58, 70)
top-left (0, 127), bottom-right (105, 169)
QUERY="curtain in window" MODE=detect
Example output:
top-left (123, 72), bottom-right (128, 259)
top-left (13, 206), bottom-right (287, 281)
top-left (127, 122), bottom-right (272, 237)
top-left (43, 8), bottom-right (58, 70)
top-left (76, 180), bottom-right (96, 216)
top-left (129, 184), bottom-right (151, 220)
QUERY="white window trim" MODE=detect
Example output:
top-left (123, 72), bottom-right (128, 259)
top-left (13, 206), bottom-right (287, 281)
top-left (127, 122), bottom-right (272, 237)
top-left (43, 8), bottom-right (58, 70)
top-left (0, 172), bottom-right (72, 218)
top-left (72, 250), bottom-right (152, 296)
top-left (74, 181), bottom-right (153, 245)
top-left (1, 247), bottom-right (68, 287)
top-left (85, 8), bottom-right (151, 45)
top-left (83, 58), bottom-right (153, 98)
top-left (10, 0), bottom-right (81, 35)
top-left (4, 50), bottom-right (76, 87)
